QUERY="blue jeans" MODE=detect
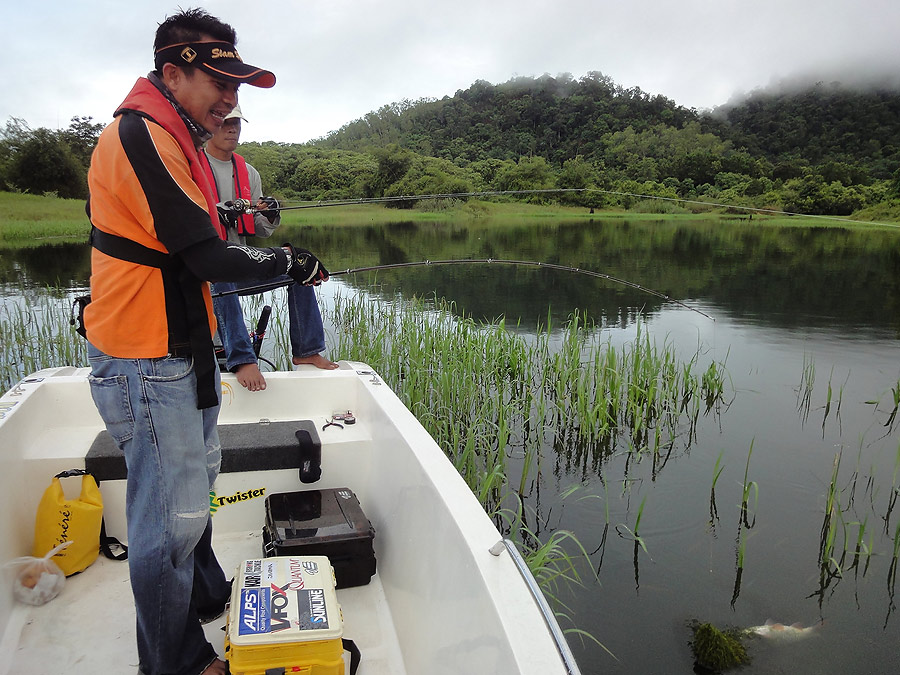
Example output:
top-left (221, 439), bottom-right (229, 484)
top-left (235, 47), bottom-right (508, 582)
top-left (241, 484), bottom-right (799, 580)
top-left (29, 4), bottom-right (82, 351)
top-left (87, 344), bottom-right (231, 675)
top-left (212, 277), bottom-right (326, 371)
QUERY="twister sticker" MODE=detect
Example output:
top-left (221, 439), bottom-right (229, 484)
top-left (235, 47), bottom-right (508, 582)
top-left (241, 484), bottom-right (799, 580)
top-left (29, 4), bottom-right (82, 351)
top-left (209, 487), bottom-right (267, 514)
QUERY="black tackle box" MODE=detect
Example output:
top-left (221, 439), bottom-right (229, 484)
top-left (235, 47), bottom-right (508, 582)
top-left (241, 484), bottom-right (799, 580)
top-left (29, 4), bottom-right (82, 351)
top-left (262, 487), bottom-right (376, 588)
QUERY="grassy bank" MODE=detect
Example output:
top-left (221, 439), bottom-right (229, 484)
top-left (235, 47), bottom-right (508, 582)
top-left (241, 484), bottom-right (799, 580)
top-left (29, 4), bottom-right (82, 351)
top-left (1, 191), bottom-right (897, 246)
top-left (0, 192), bottom-right (91, 244)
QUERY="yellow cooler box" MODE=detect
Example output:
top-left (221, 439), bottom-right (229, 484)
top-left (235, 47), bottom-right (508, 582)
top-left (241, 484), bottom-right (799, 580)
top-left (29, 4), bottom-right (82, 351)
top-left (225, 555), bottom-right (347, 675)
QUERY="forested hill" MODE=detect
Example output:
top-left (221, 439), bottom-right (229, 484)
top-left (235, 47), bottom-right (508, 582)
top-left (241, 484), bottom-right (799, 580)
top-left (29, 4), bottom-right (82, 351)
top-left (4, 72), bottom-right (900, 218)
top-left (710, 83), bottom-right (900, 179)
top-left (315, 72), bottom-right (697, 165)
top-left (316, 72), bottom-right (900, 181)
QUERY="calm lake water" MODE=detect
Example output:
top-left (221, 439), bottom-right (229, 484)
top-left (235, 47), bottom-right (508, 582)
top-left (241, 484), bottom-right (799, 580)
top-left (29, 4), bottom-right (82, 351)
top-left (2, 216), bottom-right (900, 673)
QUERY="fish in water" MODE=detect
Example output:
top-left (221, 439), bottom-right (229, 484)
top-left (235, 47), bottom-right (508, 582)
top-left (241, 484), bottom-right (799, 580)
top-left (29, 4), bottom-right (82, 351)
top-left (746, 619), bottom-right (821, 641)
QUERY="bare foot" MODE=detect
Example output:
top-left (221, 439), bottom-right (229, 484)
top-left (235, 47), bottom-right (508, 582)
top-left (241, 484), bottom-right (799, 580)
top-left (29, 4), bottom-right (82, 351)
top-left (235, 362), bottom-right (267, 391)
top-left (292, 354), bottom-right (339, 370)
top-left (200, 658), bottom-right (228, 675)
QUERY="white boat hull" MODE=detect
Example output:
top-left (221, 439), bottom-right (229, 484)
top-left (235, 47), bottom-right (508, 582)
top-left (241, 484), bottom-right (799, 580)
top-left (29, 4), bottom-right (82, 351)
top-left (0, 363), bottom-right (577, 674)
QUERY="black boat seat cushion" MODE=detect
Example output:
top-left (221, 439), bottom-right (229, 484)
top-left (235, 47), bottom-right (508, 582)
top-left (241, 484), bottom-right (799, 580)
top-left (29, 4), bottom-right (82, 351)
top-left (85, 420), bottom-right (320, 482)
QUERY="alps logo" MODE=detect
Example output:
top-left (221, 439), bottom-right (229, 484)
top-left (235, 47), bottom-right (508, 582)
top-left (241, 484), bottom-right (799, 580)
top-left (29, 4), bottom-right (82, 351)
top-left (238, 588), bottom-right (270, 635)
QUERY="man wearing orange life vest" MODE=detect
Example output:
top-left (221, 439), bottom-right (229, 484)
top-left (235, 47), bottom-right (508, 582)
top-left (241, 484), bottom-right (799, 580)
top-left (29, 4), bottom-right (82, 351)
top-left (84, 9), bottom-right (326, 675)
top-left (200, 105), bottom-right (337, 392)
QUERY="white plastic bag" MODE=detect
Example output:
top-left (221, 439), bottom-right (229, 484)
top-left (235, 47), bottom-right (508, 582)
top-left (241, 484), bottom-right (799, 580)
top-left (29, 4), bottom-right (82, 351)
top-left (5, 541), bottom-right (71, 606)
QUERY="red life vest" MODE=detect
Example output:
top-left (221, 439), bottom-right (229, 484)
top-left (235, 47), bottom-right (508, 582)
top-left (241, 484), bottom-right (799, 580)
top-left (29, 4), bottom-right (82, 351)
top-left (199, 151), bottom-right (255, 237)
top-left (116, 78), bottom-right (226, 240)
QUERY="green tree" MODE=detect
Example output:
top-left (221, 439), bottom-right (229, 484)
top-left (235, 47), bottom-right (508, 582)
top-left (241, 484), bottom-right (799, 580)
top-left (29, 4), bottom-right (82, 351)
top-left (8, 128), bottom-right (87, 198)
top-left (890, 168), bottom-right (900, 198)
top-left (287, 148), bottom-right (377, 200)
top-left (365, 144), bottom-right (413, 197)
top-left (557, 155), bottom-right (599, 206)
top-left (495, 156), bottom-right (555, 200)
top-left (385, 156), bottom-right (475, 207)
top-left (0, 117), bottom-right (32, 191)
top-left (60, 116), bottom-right (104, 168)
top-left (468, 158), bottom-right (511, 189)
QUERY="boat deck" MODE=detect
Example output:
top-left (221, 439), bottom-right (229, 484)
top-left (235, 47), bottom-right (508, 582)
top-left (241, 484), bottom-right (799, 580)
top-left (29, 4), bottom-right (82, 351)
top-left (7, 529), bottom-right (405, 675)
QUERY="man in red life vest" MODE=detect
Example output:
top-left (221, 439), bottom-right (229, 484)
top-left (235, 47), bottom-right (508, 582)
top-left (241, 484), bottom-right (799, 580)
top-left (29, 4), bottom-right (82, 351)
top-left (84, 9), bottom-right (327, 675)
top-left (201, 105), bottom-right (337, 392)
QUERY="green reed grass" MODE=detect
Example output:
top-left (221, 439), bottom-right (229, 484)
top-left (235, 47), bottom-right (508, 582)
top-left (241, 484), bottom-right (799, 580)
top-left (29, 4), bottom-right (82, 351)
top-left (818, 449), bottom-right (851, 580)
top-left (883, 441), bottom-right (900, 536)
top-left (1, 289), bottom-right (87, 391)
top-left (740, 441), bottom-right (758, 529)
top-left (324, 291), bottom-right (729, 504)
top-left (709, 450), bottom-right (725, 528)
top-left (615, 495), bottom-right (650, 556)
top-left (798, 353), bottom-right (815, 424)
top-left (887, 380), bottom-right (900, 430)
top-left (323, 289), bottom-right (731, 612)
top-left (865, 375), bottom-right (900, 431)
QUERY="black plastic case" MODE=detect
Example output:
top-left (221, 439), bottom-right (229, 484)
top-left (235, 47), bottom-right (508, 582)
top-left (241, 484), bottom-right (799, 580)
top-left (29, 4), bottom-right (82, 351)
top-left (262, 487), bottom-right (376, 588)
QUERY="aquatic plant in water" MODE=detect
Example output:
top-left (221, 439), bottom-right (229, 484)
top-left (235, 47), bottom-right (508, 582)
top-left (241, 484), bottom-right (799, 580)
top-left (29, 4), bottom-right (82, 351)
top-left (689, 622), bottom-right (749, 672)
top-left (323, 289), bottom-right (728, 623)
top-left (1, 288), bottom-right (87, 392)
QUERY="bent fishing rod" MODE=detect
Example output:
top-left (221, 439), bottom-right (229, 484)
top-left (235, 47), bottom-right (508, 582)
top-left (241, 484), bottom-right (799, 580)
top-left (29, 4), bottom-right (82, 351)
top-left (211, 258), bottom-right (714, 321)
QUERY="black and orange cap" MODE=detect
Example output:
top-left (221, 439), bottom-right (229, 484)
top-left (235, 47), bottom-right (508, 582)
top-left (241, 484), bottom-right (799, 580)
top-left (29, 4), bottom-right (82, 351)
top-left (154, 41), bottom-right (276, 88)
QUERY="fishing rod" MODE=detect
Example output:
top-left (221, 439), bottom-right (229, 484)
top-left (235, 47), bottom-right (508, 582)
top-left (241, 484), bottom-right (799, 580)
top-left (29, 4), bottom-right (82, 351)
top-left (222, 188), bottom-right (899, 227)
top-left (211, 258), bottom-right (715, 321)
top-left (243, 189), bottom-right (585, 212)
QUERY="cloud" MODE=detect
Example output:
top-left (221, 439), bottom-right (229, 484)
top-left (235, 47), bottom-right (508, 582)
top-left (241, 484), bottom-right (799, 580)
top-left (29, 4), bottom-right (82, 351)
top-left (2, 0), bottom-right (899, 143)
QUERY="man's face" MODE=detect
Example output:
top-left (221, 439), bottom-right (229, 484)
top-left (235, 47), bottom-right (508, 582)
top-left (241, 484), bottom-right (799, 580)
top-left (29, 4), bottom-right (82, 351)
top-left (209, 118), bottom-right (242, 157)
top-left (164, 64), bottom-right (239, 132)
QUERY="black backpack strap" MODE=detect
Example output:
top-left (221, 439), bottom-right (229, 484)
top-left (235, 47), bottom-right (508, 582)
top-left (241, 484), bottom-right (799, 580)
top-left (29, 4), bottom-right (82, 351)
top-left (100, 517), bottom-right (128, 561)
top-left (257, 640), bottom-right (359, 674)
top-left (69, 295), bottom-right (92, 339)
top-left (90, 226), bottom-right (175, 269)
top-left (88, 225), bottom-right (218, 410)
top-left (343, 638), bottom-right (361, 675)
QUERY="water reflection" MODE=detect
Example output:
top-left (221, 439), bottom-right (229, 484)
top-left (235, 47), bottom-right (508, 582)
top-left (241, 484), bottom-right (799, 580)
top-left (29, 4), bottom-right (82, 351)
top-left (0, 241), bottom-right (90, 292)
top-left (4, 219), bottom-right (899, 334)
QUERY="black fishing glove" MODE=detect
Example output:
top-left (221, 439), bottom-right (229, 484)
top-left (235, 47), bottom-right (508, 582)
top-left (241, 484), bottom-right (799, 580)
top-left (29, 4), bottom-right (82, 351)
top-left (257, 196), bottom-right (279, 223)
top-left (215, 202), bottom-right (239, 229)
top-left (284, 244), bottom-right (329, 286)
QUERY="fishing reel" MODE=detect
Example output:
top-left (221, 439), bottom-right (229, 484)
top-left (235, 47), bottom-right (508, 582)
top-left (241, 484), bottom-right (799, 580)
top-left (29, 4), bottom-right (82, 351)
top-left (221, 198), bottom-right (254, 214)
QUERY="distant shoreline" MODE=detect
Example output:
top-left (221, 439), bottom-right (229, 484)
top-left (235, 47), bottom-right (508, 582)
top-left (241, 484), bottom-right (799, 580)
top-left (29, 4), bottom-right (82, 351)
top-left (1, 191), bottom-right (895, 249)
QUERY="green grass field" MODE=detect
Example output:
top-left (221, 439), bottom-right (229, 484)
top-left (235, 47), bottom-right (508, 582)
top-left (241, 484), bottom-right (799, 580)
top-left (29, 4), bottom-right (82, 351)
top-left (1, 191), bottom-right (896, 247)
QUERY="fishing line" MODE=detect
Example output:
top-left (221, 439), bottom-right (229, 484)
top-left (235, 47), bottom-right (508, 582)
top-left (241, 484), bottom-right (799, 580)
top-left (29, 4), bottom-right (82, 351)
top-left (228, 188), bottom-right (899, 228)
top-left (211, 258), bottom-right (715, 321)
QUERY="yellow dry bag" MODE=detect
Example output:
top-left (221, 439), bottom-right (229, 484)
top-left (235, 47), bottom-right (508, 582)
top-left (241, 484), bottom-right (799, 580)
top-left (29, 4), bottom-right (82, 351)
top-left (32, 469), bottom-right (104, 576)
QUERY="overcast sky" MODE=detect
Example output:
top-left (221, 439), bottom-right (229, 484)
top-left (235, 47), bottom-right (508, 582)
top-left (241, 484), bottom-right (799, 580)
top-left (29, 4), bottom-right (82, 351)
top-left (3, 1), bottom-right (899, 145)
